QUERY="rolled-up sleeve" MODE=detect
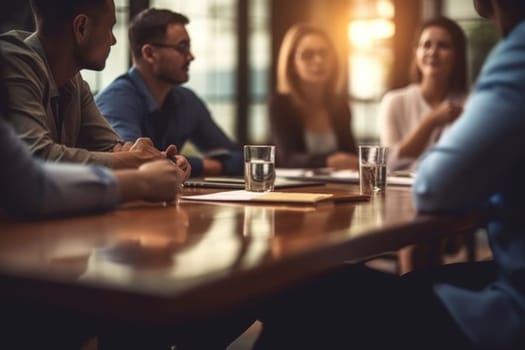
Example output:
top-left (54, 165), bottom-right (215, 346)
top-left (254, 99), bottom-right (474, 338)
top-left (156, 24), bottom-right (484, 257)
top-left (0, 119), bottom-right (119, 218)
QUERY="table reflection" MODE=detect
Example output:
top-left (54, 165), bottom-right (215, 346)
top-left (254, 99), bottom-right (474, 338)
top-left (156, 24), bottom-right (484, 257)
top-left (243, 206), bottom-right (275, 239)
top-left (0, 184), bottom-right (477, 324)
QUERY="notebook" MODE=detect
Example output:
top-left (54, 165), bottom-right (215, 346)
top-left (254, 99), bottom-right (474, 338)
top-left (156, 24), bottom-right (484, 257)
top-left (184, 177), bottom-right (324, 189)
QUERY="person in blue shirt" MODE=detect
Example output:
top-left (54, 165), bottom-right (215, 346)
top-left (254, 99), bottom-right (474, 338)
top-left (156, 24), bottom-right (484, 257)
top-left (248, 1), bottom-right (525, 349)
top-left (96, 8), bottom-right (243, 177)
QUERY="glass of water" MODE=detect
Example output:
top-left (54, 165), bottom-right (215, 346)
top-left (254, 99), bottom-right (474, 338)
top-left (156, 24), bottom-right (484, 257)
top-left (358, 145), bottom-right (388, 195)
top-left (244, 145), bottom-right (276, 192)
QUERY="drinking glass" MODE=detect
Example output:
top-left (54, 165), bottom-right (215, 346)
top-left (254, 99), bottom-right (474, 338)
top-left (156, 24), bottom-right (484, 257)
top-left (359, 145), bottom-right (388, 194)
top-left (243, 145), bottom-right (276, 192)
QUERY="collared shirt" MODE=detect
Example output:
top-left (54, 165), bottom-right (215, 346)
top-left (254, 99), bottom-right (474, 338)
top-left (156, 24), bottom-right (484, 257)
top-left (95, 67), bottom-right (243, 176)
top-left (0, 115), bottom-right (118, 218)
top-left (414, 20), bottom-right (525, 349)
top-left (0, 30), bottom-right (120, 167)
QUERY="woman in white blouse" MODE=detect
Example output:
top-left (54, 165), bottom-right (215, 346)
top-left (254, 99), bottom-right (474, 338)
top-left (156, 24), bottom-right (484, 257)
top-left (379, 17), bottom-right (468, 172)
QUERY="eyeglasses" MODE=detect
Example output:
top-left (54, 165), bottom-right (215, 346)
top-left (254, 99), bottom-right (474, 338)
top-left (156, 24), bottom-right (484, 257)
top-left (297, 48), bottom-right (329, 62)
top-left (150, 41), bottom-right (191, 55)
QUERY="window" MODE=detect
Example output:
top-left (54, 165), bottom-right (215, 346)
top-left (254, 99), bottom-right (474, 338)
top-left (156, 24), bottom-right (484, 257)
top-left (443, 0), bottom-right (500, 85)
top-left (152, 0), bottom-right (237, 142)
top-left (348, 0), bottom-right (395, 143)
top-left (151, 0), bottom-right (271, 144)
top-left (83, 0), bottom-right (271, 145)
top-left (248, 0), bottom-right (271, 144)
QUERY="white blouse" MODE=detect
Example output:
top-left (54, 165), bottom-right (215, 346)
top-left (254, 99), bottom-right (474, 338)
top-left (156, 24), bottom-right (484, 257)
top-left (378, 84), bottom-right (463, 171)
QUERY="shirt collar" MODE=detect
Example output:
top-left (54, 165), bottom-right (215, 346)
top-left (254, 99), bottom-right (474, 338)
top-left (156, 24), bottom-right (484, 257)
top-left (128, 66), bottom-right (178, 114)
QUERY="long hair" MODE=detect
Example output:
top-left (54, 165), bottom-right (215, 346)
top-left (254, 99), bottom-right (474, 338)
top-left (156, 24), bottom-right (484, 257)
top-left (409, 17), bottom-right (468, 96)
top-left (276, 23), bottom-right (344, 104)
top-left (129, 8), bottom-right (189, 59)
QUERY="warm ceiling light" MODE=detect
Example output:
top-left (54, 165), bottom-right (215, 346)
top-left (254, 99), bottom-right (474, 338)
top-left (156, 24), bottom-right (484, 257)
top-left (349, 20), bottom-right (374, 49)
top-left (372, 18), bottom-right (395, 39)
top-left (377, 0), bottom-right (395, 18)
top-left (348, 18), bottom-right (395, 49)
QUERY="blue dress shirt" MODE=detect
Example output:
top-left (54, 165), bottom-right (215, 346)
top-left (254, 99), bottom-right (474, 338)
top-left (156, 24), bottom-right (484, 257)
top-left (0, 116), bottom-right (118, 218)
top-left (95, 67), bottom-right (243, 177)
top-left (414, 20), bottom-right (525, 349)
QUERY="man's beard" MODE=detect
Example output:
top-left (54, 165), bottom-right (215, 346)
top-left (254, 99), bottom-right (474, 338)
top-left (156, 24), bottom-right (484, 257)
top-left (157, 68), bottom-right (188, 85)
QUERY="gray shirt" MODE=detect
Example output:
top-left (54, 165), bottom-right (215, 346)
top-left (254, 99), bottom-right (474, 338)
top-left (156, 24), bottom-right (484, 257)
top-left (0, 30), bottom-right (120, 167)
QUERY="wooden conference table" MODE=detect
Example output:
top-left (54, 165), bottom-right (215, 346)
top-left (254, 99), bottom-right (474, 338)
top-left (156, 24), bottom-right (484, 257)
top-left (0, 183), bottom-right (480, 326)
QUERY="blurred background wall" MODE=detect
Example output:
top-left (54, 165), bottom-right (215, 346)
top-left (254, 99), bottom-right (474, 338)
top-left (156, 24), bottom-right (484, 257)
top-left (0, 0), bottom-right (499, 147)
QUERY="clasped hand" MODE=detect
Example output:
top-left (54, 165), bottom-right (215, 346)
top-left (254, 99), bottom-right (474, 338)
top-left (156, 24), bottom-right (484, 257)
top-left (113, 138), bottom-right (191, 179)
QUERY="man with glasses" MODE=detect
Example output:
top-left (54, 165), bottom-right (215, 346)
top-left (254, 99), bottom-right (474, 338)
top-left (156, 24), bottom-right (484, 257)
top-left (96, 8), bottom-right (243, 177)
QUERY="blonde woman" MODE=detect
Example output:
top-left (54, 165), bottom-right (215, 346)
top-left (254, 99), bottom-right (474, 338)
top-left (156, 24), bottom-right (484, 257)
top-left (269, 23), bottom-right (358, 169)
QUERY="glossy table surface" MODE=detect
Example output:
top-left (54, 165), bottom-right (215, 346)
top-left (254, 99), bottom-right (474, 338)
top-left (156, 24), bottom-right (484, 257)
top-left (0, 183), bottom-right (478, 324)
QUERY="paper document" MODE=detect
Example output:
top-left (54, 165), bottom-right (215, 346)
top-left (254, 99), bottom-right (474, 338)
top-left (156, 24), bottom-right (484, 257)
top-left (181, 190), bottom-right (369, 204)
